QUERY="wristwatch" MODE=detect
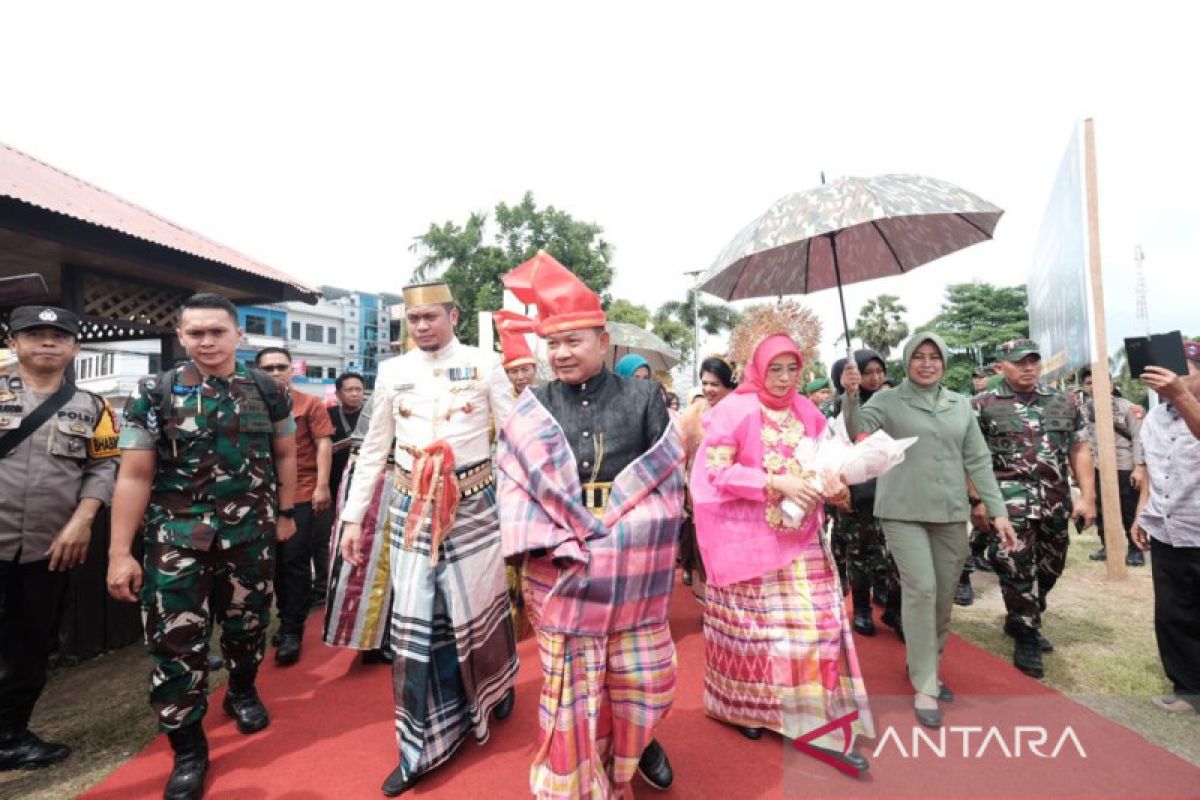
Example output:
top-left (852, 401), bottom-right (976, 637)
top-left (278, 507), bottom-right (296, 519)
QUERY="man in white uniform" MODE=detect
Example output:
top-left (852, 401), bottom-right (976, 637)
top-left (340, 282), bottom-right (517, 797)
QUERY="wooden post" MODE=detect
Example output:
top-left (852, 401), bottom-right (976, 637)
top-left (1083, 118), bottom-right (1127, 580)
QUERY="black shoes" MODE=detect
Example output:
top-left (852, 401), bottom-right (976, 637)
top-left (164, 723), bottom-right (209, 800)
top-left (739, 726), bottom-right (764, 740)
top-left (275, 634), bottom-right (302, 666)
top-left (914, 704), bottom-right (943, 728)
top-left (1089, 547), bottom-right (1107, 562)
top-left (881, 606), bottom-right (904, 642)
top-left (938, 683), bottom-right (954, 704)
top-left (954, 579), bottom-right (974, 607)
top-left (0, 729), bottom-right (71, 771)
top-left (806, 743), bottom-right (869, 774)
top-left (637, 739), bottom-right (673, 791)
top-left (852, 605), bottom-right (876, 636)
top-left (222, 687), bottom-right (270, 734)
top-left (1126, 548), bottom-right (1145, 567)
top-left (1004, 620), bottom-right (1053, 652)
top-left (381, 763), bottom-right (419, 797)
top-left (1013, 635), bottom-right (1045, 679)
top-left (493, 689), bottom-right (515, 721)
top-left (361, 649), bottom-right (393, 665)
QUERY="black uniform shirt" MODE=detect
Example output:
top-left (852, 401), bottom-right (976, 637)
top-left (533, 367), bottom-right (670, 485)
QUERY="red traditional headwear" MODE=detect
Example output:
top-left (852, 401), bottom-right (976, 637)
top-left (493, 310), bottom-right (538, 369)
top-left (501, 250), bottom-right (606, 336)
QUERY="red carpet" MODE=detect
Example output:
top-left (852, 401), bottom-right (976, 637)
top-left (84, 578), bottom-right (1199, 799)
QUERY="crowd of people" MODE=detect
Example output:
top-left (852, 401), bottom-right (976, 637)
top-left (1, 258), bottom-right (1197, 800)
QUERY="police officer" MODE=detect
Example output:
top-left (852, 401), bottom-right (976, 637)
top-left (0, 305), bottom-right (118, 771)
top-left (107, 293), bottom-right (297, 800)
top-left (972, 339), bottom-right (1096, 678)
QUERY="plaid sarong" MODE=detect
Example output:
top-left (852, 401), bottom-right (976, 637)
top-left (323, 460), bottom-right (393, 650)
top-left (703, 539), bottom-right (874, 745)
top-left (496, 392), bottom-right (685, 635)
top-left (387, 480), bottom-right (518, 782)
top-left (525, 560), bottom-right (676, 800)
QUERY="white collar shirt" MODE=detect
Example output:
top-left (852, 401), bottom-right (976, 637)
top-left (340, 338), bottom-right (514, 524)
top-left (1138, 400), bottom-right (1200, 548)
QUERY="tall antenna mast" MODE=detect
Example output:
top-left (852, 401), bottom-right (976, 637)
top-left (1134, 244), bottom-right (1148, 335)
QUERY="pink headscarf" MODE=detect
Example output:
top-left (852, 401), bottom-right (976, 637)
top-left (735, 333), bottom-right (803, 410)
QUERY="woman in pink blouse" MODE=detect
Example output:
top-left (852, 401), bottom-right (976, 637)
top-left (692, 325), bottom-right (873, 776)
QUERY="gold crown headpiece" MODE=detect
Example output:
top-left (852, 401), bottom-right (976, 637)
top-left (727, 301), bottom-right (822, 382)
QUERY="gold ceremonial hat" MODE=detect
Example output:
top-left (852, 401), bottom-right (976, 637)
top-left (402, 282), bottom-right (455, 308)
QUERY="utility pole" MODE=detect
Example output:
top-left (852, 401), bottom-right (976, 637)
top-left (683, 270), bottom-right (704, 385)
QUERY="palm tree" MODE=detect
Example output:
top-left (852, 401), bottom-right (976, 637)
top-left (652, 289), bottom-right (741, 370)
top-left (846, 294), bottom-right (909, 358)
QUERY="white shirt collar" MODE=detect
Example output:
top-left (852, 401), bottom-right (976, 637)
top-left (421, 337), bottom-right (461, 362)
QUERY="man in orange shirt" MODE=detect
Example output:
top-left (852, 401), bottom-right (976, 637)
top-left (256, 348), bottom-right (334, 666)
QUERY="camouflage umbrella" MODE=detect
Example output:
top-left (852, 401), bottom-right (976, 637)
top-left (605, 322), bottom-right (681, 372)
top-left (698, 173), bottom-right (1004, 343)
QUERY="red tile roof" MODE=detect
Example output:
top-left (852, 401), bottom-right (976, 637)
top-left (1, 141), bottom-right (317, 299)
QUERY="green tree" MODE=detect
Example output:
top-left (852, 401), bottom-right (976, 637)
top-left (409, 192), bottom-right (614, 344)
top-left (652, 289), bottom-right (742, 371)
top-left (844, 294), bottom-right (909, 359)
top-left (606, 298), bottom-right (652, 329)
top-left (914, 282), bottom-right (1029, 393)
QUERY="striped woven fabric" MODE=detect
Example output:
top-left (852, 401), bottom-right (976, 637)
top-left (323, 461), bottom-right (393, 650)
top-left (703, 540), bottom-right (874, 746)
top-left (387, 484), bottom-right (519, 783)
top-left (525, 565), bottom-right (676, 800)
top-left (496, 391), bottom-right (685, 635)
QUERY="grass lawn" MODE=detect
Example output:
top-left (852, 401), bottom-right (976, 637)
top-left (3, 531), bottom-right (1197, 798)
top-left (953, 529), bottom-right (1200, 768)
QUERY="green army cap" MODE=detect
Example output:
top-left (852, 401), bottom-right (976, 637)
top-left (996, 338), bottom-right (1041, 362)
top-left (804, 378), bottom-right (830, 394)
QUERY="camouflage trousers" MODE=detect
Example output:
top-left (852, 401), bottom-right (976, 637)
top-left (959, 526), bottom-right (990, 575)
top-left (986, 514), bottom-right (1069, 632)
top-left (141, 539), bottom-right (274, 732)
top-left (832, 505), bottom-right (900, 600)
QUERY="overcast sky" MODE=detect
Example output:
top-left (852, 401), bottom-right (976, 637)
top-left (4, 1), bottom-right (1195, 372)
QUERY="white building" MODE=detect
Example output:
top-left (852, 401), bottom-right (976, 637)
top-left (73, 341), bottom-right (161, 403)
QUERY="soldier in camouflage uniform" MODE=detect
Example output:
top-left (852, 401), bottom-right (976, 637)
top-left (824, 352), bottom-right (903, 638)
top-left (108, 293), bottom-right (297, 800)
top-left (971, 339), bottom-right (1095, 678)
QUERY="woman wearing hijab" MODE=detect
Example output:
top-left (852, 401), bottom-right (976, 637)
top-left (692, 305), bottom-right (872, 775)
top-left (614, 353), bottom-right (652, 379)
top-left (827, 350), bottom-right (903, 639)
top-left (841, 334), bottom-right (1016, 728)
top-left (678, 356), bottom-right (737, 592)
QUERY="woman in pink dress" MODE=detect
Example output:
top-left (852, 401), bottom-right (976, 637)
top-left (691, 306), bottom-right (873, 775)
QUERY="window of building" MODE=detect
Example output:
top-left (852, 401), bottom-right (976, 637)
top-left (271, 318), bottom-right (284, 337)
top-left (348, 343), bottom-right (355, 351)
top-left (305, 324), bottom-right (324, 343)
top-left (327, 327), bottom-right (337, 344)
top-left (306, 366), bottom-right (323, 379)
top-left (291, 321), bottom-right (301, 339)
top-left (326, 367), bottom-right (337, 379)
top-left (245, 314), bottom-right (267, 335)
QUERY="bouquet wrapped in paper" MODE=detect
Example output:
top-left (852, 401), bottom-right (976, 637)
top-left (816, 429), bottom-right (916, 487)
top-left (777, 429), bottom-right (916, 526)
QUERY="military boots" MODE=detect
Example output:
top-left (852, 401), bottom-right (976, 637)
top-left (164, 723), bottom-right (208, 800)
